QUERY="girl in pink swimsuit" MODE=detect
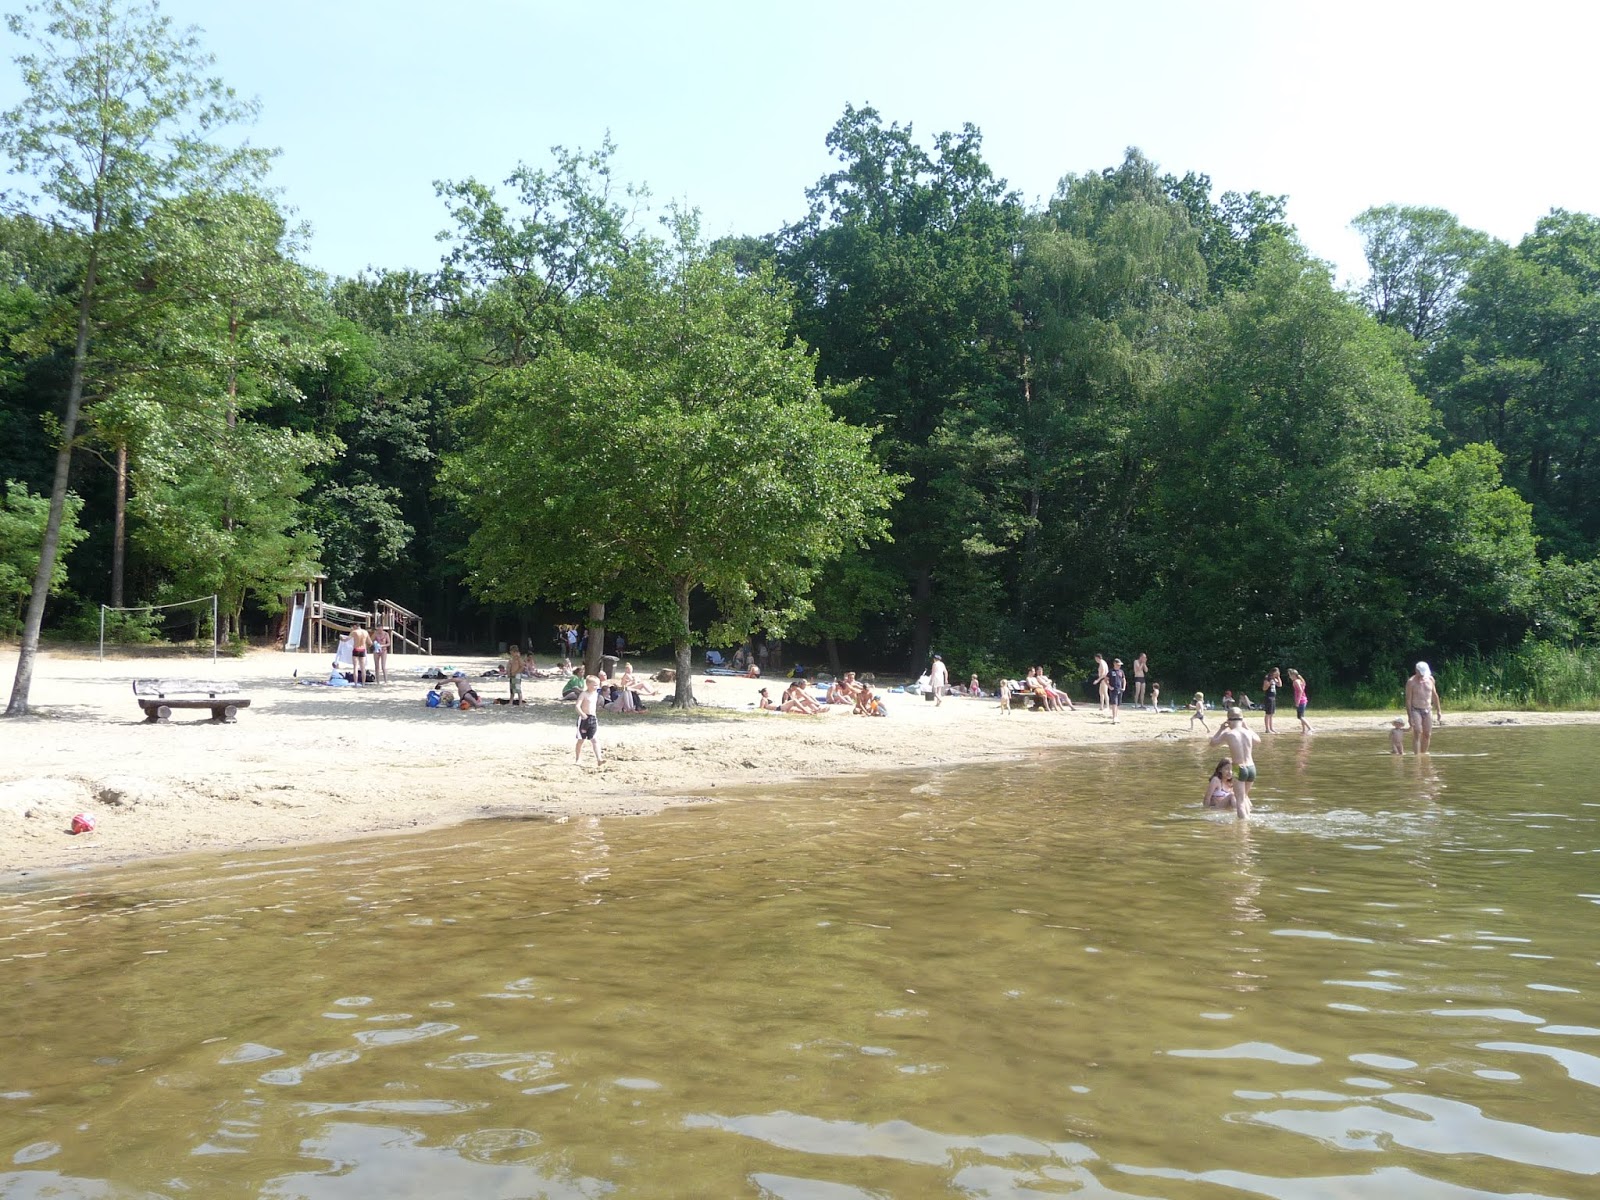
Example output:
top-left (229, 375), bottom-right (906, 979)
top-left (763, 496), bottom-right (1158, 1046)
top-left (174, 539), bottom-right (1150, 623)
top-left (1288, 669), bottom-right (1313, 733)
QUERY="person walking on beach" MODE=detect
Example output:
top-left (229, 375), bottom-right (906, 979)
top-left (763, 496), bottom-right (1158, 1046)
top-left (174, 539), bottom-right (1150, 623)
top-left (574, 675), bottom-right (603, 766)
top-left (1209, 708), bottom-right (1260, 818)
top-left (929, 653), bottom-right (949, 707)
top-left (1287, 668), bottom-right (1313, 733)
top-left (1405, 662), bottom-right (1444, 753)
top-left (1133, 653), bottom-right (1149, 709)
top-left (1108, 658), bottom-right (1126, 723)
top-left (1094, 654), bottom-right (1110, 714)
top-left (1261, 667), bottom-right (1281, 734)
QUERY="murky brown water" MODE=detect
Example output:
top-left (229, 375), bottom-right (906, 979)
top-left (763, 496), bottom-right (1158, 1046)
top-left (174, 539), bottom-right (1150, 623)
top-left (2, 726), bottom-right (1598, 1198)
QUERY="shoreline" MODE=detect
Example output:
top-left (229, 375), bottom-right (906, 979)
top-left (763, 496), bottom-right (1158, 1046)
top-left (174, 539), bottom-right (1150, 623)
top-left (4, 646), bottom-right (1597, 883)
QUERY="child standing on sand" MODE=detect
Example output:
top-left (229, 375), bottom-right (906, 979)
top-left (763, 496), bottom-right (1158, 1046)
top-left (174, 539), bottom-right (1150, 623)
top-left (574, 675), bottom-right (603, 766)
top-left (998, 678), bottom-right (1012, 715)
top-left (1390, 717), bottom-right (1407, 754)
top-left (1189, 691), bottom-right (1209, 732)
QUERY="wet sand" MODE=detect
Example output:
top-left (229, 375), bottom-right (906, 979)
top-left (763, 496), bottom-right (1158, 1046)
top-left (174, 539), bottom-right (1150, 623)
top-left (4, 646), bottom-right (1596, 878)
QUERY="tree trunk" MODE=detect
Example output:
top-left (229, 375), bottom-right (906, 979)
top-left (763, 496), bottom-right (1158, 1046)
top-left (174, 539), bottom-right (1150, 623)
top-left (111, 439), bottom-right (127, 608)
top-left (825, 634), bottom-right (842, 677)
top-left (908, 565), bottom-right (933, 676)
top-left (7, 244), bottom-right (99, 718)
top-left (671, 577), bottom-right (696, 707)
top-left (583, 600), bottom-right (606, 676)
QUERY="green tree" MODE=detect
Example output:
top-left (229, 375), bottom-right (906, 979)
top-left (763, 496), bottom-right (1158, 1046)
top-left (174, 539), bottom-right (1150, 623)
top-left (778, 105), bottom-right (1022, 669)
top-left (86, 187), bottom-right (327, 617)
top-left (0, 477), bottom-right (83, 633)
top-left (1352, 204), bottom-right (1490, 344)
top-left (448, 216), bottom-right (901, 706)
top-left (2, 0), bottom-right (268, 714)
top-left (1014, 150), bottom-right (1205, 650)
top-left (1429, 210), bottom-right (1600, 555)
top-left (434, 142), bottom-right (639, 667)
top-left (1137, 240), bottom-right (1435, 680)
top-left (1163, 171), bottom-right (1291, 297)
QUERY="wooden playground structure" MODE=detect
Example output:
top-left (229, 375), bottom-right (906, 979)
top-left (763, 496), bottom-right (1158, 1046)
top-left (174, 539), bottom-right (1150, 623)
top-left (283, 576), bottom-right (431, 657)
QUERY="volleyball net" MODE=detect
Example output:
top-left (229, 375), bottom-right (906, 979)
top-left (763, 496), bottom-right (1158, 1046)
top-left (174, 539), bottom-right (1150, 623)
top-left (98, 594), bottom-right (219, 663)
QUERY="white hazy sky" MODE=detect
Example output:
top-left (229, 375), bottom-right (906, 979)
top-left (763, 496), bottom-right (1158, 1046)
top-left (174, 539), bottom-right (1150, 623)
top-left (5, 0), bottom-right (1597, 284)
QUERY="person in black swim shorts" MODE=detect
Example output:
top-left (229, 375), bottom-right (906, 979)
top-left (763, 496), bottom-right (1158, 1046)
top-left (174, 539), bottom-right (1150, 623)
top-left (574, 675), bottom-right (603, 766)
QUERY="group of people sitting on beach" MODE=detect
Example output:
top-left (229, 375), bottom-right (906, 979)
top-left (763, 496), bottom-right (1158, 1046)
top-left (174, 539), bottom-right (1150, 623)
top-left (998, 667), bottom-right (1076, 712)
top-left (753, 671), bottom-right (886, 716)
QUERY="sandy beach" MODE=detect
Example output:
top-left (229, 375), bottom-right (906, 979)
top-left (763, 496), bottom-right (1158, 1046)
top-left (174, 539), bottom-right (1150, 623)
top-left (3, 645), bottom-right (1596, 879)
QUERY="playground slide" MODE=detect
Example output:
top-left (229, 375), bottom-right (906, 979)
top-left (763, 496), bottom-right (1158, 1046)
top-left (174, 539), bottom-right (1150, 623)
top-left (285, 597), bottom-right (305, 651)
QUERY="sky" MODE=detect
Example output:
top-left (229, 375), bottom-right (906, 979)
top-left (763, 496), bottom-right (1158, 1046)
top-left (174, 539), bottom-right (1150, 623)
top-left (5, 0), bottom-right (1598, 285)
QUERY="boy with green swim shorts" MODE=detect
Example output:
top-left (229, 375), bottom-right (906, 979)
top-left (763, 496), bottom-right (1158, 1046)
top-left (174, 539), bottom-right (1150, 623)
top-left (1208, 707), bottom-right (1261, 819)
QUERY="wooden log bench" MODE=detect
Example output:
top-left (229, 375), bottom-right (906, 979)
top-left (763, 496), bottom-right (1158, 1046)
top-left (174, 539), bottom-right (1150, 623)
top-left (133, 679), bottom-right (251, 724)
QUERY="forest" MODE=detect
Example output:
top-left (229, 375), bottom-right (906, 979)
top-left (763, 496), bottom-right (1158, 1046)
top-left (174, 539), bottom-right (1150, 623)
top-left (5, 0), bottom-right (1600, 713)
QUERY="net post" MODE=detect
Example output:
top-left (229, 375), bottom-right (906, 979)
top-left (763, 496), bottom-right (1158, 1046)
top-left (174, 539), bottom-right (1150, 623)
top-left (99, 605), bottom-right (106, 663)
top-left (212, 594), bottom-right (218, 665)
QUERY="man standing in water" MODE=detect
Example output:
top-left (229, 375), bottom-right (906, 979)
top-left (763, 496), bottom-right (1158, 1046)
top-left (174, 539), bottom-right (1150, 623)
top-left (1405, 662), bottom-right (1444, 754)
top-left (929, 653), bottom-right (949, 707)
top-left (1209, 707), bottom-right (1260, 819)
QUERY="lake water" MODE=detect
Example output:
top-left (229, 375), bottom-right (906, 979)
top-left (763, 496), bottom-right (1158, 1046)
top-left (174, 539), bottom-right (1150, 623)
top-left (2, 726), bottom-right (1598, 1199)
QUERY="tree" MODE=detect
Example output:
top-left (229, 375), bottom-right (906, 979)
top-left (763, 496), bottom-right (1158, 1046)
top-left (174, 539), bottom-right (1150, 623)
top-left (1136, 240), bottom-right (1436, 680)
top-left (448, 215), bottom-right (901, 706)
top-left (1163, 171), bottom-right (1291, 297)
top-left (1013, 150), bottom-right (1205, 650)
top-left (1429, 210), bottom-right (1600, 555)
top-left (0, 477), bottom-right (82, 633)
top-left (778, 105), bottom-right (1022, 670)
top-left (2, 0), bottom-right (268, 715)
top-left (434, 141), bottom-right (640, 669)
top-left (1352, 204), bottom-right (1490, 344)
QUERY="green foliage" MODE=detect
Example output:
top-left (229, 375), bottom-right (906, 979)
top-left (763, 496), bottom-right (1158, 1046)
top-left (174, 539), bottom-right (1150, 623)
top-left (1530, 554), bottom-right (1600, 646)
top-left (1162, 172), bottom-right (1292, 296)
top-left (0, 478), bottom-right (84, 633)
top-left (448, 209), bottom-right (901, 702)
top-left (1132, 239), bottom-right (1436, 681)
top-left (779, 105), bottom-right (1023, 668)
top-left (1429, 211), bottom-right (1600, 556)
top-left (1352, 204), bottom-right (1491, 343)
top-left (132, 417), bottom-right (331, 636)
top-left (2, 0), bottom-right (272, 712)
top-left (1439, 641), bottom-right (1600, 711)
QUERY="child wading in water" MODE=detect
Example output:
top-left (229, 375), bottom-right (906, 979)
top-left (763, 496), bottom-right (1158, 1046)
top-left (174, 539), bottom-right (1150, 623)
top-left (1390, 717), bottom-right (1407, 755)
top-left (574, 675), bottom-right (603, 766)
top-left (1204, 759), bottom-right (1236, 808)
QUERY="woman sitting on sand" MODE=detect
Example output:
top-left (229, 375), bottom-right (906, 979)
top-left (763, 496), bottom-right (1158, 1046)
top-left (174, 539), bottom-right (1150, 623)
top-left (755, 687), bottom-right (778, 711)
top-left (779, 681), bottom-right (825, 714)
top-left (827, 672), bottom-right (861, 704)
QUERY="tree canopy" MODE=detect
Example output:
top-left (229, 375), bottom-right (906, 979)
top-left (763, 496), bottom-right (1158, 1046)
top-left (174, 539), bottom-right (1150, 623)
top-left (2, 3), bottom-right (1593, 702)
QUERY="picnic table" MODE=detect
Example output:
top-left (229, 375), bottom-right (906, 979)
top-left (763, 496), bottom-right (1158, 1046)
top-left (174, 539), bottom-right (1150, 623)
top-left (133, 678), bottom-right (251, 724)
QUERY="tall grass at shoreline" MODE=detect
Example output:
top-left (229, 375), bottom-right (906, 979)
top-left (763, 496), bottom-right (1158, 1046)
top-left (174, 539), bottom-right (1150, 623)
top-left (1335, 641), bottom-right (1600, 712)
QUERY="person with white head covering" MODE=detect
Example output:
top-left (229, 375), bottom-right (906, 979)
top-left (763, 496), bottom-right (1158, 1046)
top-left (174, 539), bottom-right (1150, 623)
top-left (1405, 661), bottom-right (1444, 753)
